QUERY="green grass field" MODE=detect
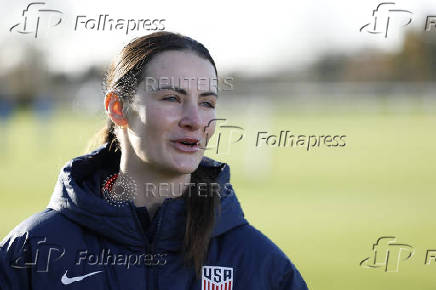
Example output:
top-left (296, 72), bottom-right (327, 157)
top-left (1, 106), bottom-right (436, 289)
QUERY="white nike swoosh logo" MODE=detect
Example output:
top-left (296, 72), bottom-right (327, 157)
top-left (61, 270), bottom-right (103, 285)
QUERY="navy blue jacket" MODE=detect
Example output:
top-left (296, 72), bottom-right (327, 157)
top-left (0, 142), bottom-right (308, 290)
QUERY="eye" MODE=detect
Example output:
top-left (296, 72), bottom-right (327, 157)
top-left (201, 101), bottom-right (215, 109)
top-left (162, 95), bottom-right (179, 102)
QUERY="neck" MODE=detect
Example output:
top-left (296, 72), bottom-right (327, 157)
top-left (119, 144), bottom-right (191, 219)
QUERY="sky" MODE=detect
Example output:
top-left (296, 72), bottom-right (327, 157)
top-left (2, 0), bottom-right (436, 76)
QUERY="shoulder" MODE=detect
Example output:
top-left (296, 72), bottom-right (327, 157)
top-left (1, 208), bottom-right (79, 251)
top-left (221, 223), bottom-right (292, 264)
top-left (0, 209), bottom-right (82, 289)
top-left (215, 223), bottom-right (308, 289)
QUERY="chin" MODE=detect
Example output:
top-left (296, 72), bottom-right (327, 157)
top-left (175, 167), bottom-right (197, 175)
top-left (169, 155), bottom-right (202, 174)
top-left (172, 162), bottom-right (200, 174)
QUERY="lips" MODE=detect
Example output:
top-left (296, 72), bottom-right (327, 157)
top-left (171, 137), bottom-right (201, 153)
top-left (173, 138), bottom-right (200, 145)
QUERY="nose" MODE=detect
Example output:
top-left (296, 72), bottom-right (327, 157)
top-left (179, 102), bottom-right (201, 131)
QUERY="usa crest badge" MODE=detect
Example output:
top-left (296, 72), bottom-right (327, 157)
top-left (201, 266), bottom-right (233, 290)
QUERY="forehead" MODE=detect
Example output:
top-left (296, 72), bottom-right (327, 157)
top-left (143, 50), bottom-right (216, 84)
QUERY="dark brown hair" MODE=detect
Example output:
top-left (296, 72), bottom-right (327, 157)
top-left (86, 31), bottom-right (220, 278)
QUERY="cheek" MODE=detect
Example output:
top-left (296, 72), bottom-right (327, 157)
top-left (202, 112), bottom-right (216, 138)
top-left (144, 104), bottom-right (177, 139)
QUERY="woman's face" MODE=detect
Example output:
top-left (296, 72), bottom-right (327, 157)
top-left (125, 50), bottom-right (217, 174)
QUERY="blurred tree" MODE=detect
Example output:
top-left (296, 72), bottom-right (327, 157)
top-left (312, 29), bottom-right (436, 82)
top-left (3, 44), bottom-right (49, 108)
top-left (393, 30), bottom-right (433, 81)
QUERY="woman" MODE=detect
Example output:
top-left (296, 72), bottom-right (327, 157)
top-left (0, 31), bottom-right (308, 290)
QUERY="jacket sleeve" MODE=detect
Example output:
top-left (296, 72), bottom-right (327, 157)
top-left (275, 261), bottom-right (308, 290)
top-left (0, 234), bottom-right (31, 290)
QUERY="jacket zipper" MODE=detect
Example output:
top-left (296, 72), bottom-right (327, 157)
top-left (128, 202), bottom-right (151, 290)
top-left (149, 198), bottom-right (168, 290)
top-left (130, 199), bottom-right (170, 290)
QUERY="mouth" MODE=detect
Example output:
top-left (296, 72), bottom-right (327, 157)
top-left (171, 138), bottom-right (201, 153)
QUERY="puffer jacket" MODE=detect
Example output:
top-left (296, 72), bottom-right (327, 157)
top-left (0, 142), bottom-right (308, 290)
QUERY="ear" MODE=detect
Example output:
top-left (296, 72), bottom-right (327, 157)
top-left (104, 92), bottom-right (128, 128)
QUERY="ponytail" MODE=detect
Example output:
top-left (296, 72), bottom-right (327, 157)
top-left (183, 166), bottom-right (222, 278)
top-left (84, 119), bottom-right (120, 154)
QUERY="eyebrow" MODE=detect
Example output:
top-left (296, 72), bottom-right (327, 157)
top-left (156, 85), bottom-right (218, 98)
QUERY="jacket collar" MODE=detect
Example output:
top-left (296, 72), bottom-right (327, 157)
top-left (48, 142), bottom-right (248, 251)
